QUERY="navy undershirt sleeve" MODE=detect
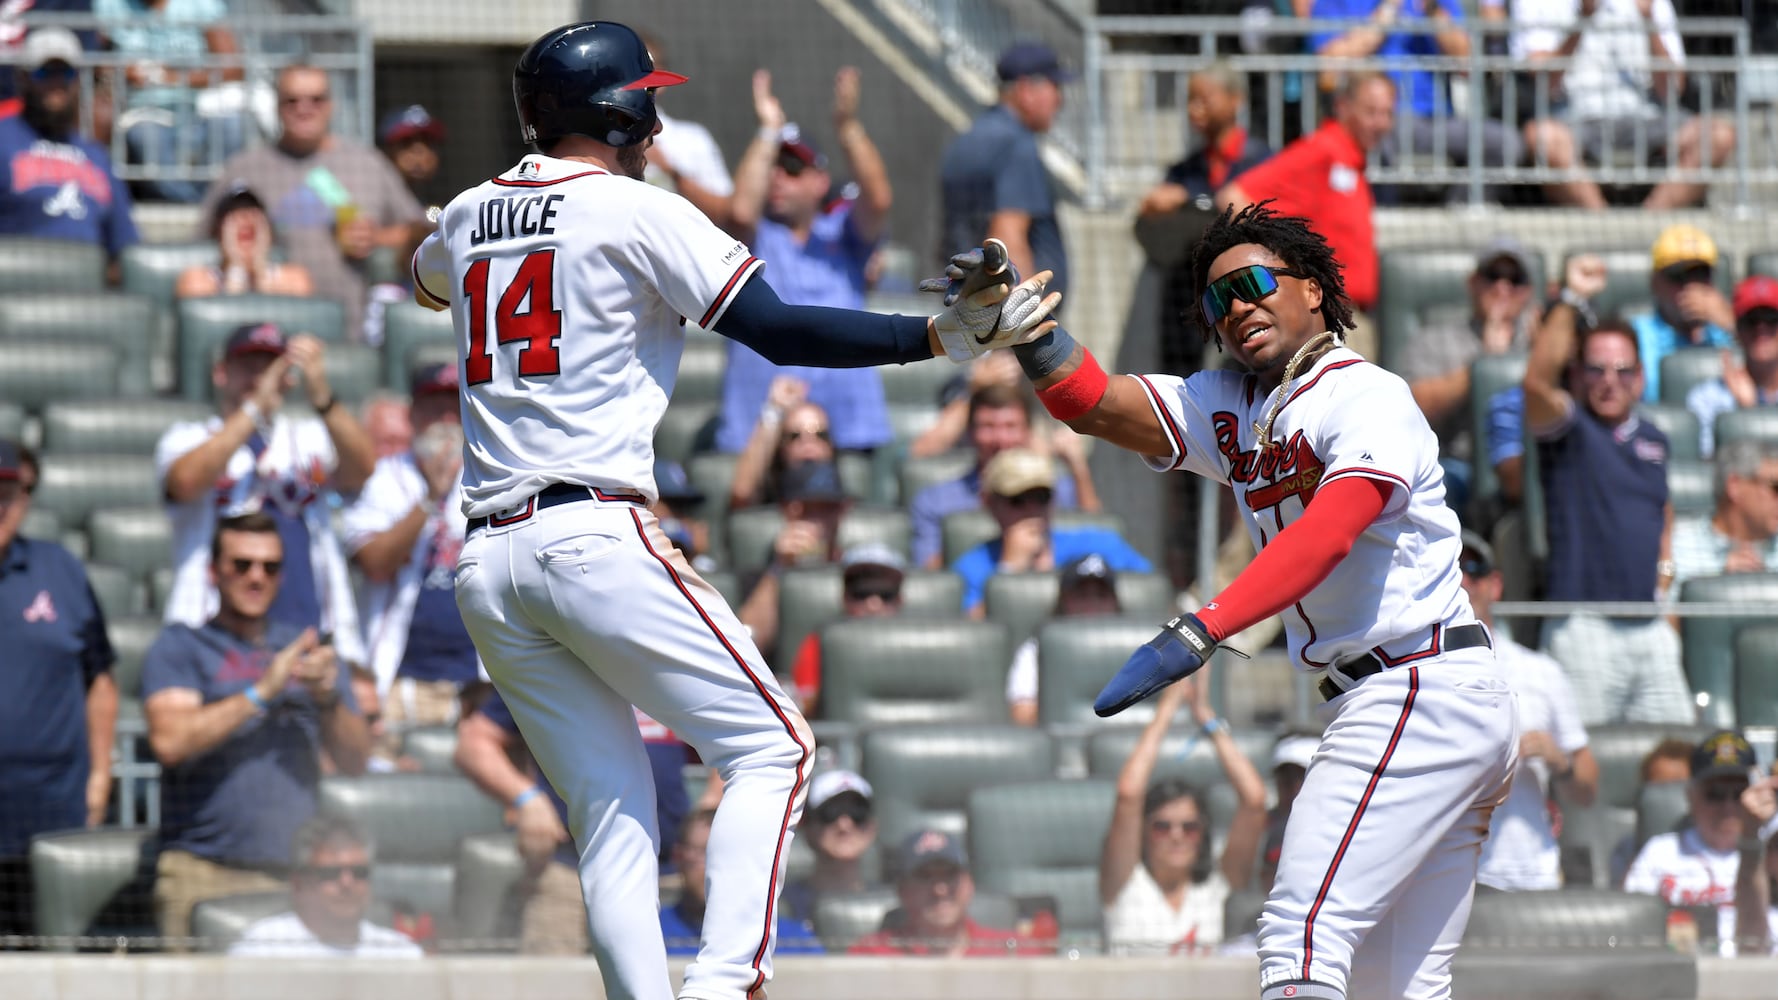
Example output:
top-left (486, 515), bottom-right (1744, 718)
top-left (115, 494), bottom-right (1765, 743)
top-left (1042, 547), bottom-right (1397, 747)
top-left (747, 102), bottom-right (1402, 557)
top-left (712, 273), bottom-right (934, 368)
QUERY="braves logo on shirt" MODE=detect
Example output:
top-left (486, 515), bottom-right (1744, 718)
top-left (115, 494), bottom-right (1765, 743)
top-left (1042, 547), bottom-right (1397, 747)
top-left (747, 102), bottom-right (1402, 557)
top-left (21, 589), bottom-right (56, 623)
top-left (1210, 412), bottom-right (1326, 512)
top-left (11, 142), bottom-right (112, 205)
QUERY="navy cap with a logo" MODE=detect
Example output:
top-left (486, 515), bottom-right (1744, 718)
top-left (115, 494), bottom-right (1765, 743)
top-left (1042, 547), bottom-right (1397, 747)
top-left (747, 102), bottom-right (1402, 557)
top-left (996, 42), bottom-right (1075, 84)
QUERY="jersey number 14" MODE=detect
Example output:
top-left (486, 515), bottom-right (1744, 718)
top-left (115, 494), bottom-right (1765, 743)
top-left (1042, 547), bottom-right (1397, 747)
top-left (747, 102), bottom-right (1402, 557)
top-left (464, 249), bottom-right (562, 384)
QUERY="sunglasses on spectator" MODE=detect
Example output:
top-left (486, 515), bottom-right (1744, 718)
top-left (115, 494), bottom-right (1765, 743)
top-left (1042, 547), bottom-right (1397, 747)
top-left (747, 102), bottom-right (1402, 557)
top-left (1582, 363), bottom-right (1638, 382)
top-left (30, 63), bottom-right (76, 84)
top-left (1739, 309), bottom-right (1778, 333)
top-left (813, 796), bottom-right (872, 826)
top-left (1662, 264), bottom-right (1713, 286)
top-left (1478, 265), bottom-right (1527, 287)
top-left (783, 427), bottom-right (830, 443)
top-left (280, 92), bottom-right (330, 108)
top-left (1149, 818), bottom-right (1205, 836)
top-left (229, 558), bottom-right (283, 576)
top-left (845, 582), bottom-right (901, 603)
top-left (1459, 557), bottom-right (1492, 577)
top-left (998, 488), bottom-right (1053, 509)
top-left (1700, 782), bottom-right (1748, 804)
top-left (776, 156), bottom-right (808, 177)
top-left (299, 863), bottom-right (370, 883)
top-left (1200, 264), bottom-right (1306, 327)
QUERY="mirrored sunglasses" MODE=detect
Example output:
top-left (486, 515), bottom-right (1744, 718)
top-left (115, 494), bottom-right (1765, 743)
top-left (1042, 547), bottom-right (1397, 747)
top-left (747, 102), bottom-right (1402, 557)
top-left (1200, 264), bottom-right (1305, 328)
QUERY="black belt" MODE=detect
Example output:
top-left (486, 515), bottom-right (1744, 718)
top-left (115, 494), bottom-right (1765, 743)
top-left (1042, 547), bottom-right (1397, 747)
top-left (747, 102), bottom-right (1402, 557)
top-left (466, 483), bottom-right (648, 535)
top-left (1319, 623), bottom-right (1492, 702)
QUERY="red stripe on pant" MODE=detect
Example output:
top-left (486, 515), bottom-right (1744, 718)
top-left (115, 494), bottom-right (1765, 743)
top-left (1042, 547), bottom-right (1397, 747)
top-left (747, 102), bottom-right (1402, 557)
top-left (1300, 666), bottom-right (1420, 981)
top-left (629, 509), bottom-right (809, 994)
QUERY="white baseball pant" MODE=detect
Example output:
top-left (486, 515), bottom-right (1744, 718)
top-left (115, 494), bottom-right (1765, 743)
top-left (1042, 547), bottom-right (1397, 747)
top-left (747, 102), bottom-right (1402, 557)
top-left (454, 492), bottom-right (811, 1000)
top-left (1258, 645), bottom-right (1519, 1000)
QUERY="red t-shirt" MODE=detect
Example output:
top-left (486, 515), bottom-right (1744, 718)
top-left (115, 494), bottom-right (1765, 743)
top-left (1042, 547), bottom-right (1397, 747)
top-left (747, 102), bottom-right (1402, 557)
top-left (790, 633), bottom-right (823, 711)
top-left (847, 918), bottom-right (1053, 956)
top-left (1229, 119), bottom-right (1377, 311)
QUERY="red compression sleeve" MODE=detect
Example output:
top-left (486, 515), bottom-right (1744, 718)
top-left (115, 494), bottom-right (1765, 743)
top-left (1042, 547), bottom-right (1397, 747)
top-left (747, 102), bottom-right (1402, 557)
top-left (1193, 476), bottom-right (1392, 642)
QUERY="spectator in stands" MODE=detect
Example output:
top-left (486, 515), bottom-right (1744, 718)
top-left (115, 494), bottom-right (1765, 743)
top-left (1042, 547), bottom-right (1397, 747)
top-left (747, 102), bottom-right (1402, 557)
top-left (1310, 0), bottom-right (1520, 203)
top-left (0, 28), bottom-right (138, 281)
top-left (1397, 239), bottom-right (1542, 514)
top-left (940, 41), bottom-right (1072, 302)
top-left (0, 4), bottom-right (98, 111)
top-left (1516, 0), bottom-right (1736, 211)
top-left (377, 105), bottom-right (448, 211)
top-left (953, 448), bottom-right (1148, 616)
top-left (1733, 769), bottom-right (1778, 956)
top-left (736, 459), bottom-right (854, 658)
top-left (227, 815), bottom-right (422, 958)
top-left (142, 513), bottom-right (370, 942)
top-left (94, 0), bottom-right (244, 204)
top-left (662, 807), bottom-right (823, 955)
top-left (788, 543), bottom-right (905, 716)
top-left (1218, 72), bottom-right (1394, 355)
top-left (1688, 277), bottom-right (1778, 456)
top-left (157, 323), bottom-right (373, 673)
top-left (1524, 255), bottom-right (1691, 725)
top-left (1625, 730), bottom-right (1762, 955)
top-left (910, 383), bottom-right (1098, 570)
top-left (715, 68), bottom-right (892, 457)
top-left (780, 769), bottom-right (885, 925)
top-left (0, 441), bottom-right (117, 939)
top-left (360, 393), bottom-right (411, 460)
top-left (907, 350), bottom-right (1023, 460)
top-left (729, 385), bottom-right (837, 509)
top-left (1631, 225), bottom-right (1736, 403)
top-left (638, 30), bottom-right (734, 226)
top-left (1101, 667), bottom-right (1267, 956)
top-left (1258, 731), bottom-right (1320, 893)
top-left (201, 64), bottom-right (429, 333)
top-left (1459, 530), bottom-right (1599, 891)
top-left (1005, 552), bottom-right (1123, 726)
top-left (849, 828), bottom-right (1049, 956)
top-left (1607, 737), bottom-right (1695, 887)
top-left (344, 363), bottom-right (481, 765)
top-left (1138, 63), bottom-right (1272, 221)
top-left (653, 459), bottom-right (717, 573)
top-left (1669, 440), bottom-right (1778, 592)
top-left (175, 182), bottom-right (315, 298)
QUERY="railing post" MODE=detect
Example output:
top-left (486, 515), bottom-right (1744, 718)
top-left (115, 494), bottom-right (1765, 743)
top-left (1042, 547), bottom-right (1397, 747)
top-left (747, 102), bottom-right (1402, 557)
top-left (1467, 19), bottom-right (1485, 208)
top-left (1084, 20), bottom-right (1106, 211)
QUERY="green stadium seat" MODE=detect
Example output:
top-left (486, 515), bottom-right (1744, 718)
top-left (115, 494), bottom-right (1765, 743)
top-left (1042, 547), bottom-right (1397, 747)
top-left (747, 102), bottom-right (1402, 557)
top-left (0, 237), bottom-right (106, 294)
top-left (725, 504), bottom-right (910, 577)
top-left (675, 338), bottom-right (726, 405)
top-left (1461, 888), bottom-right (1670, 952)
top-left (1467, 354), bottom-right (1527, 506)
top-left (1377, 246), bottom-right (1547, 372)
top-left (454, 831), bottom-right (524, 945)
top-left (85, 562), bottom-right (142, 621)
top-left (968, 779), bottom-right (1116, 938)
top-left (20, 506), bottom-right (60, 544)
top-left (41, 399), bottom-right (210, 456)
top-left (860, 723), bottom-right (1055, 846)
top-left (0, 294), bottom-right (159, 397)
top-left (1749, 250), bottom-right (1778, 280)
top-left (1666, 460), bottom-right (1713, 516)
top-left (773, 566), bottom-right (963, 673)
top-left (1564, 246), bottom-right (1734, 323)
top-left (811, 886), bottom-right (899, 953)
top-left (149, 567), bottom-right (174, 615)
top-left (1637, 403), bottom-right (1701, 462)
top-left (1678, 573), bottom-right (1778, 728)
top-left (0, 401), bottom-right (22, 443)
top-left (886, 403), bottom-right (940, 445)
top-left (381, 301), bottom-right (457, 391)
top-left (818, 619), bottom-right (1011, 726)
top-left (1557, 802), bottom-right (1636, 890)
top-left (1035, 617), bottom-right (1174, 727)
top-left (177, 296), bottom-right (346, 401)
top-left (88, 507), bottom-right (174, 577)
top-left (1635, 780), bottom-right (1691, 849)
top-left (34, 454), bottom-right (159, 531)
top-left (1733, 624), bottom-right (1778, 729)
top-left (1659, 347), bottom-right (1731, 407)
top-left (1225, 888), bottom-right (1266, 942)
top-left (1085, 725), bottom-right (1279, 808)
top-left (1585, 723), bottom-right (1716, 810)
top-left (108, 615), bottom-right (162, 703)
top-left (1713, 407), bottom-right (1778, 449)
top-left (29, 827), bottom-right (153, 946)
top-left (0, 340), bottom-right (121, 414)
top-left (898, 451), bottom-right (974, 505)
top-left (120, 242), bottom-right (217, 307)
top-left (657, 406), bottom-right (720, 467)
top-left (983, 570), bottom-right (1176, 645)
top-left (876, 359), bottom-right (957, 406)
top-left (189, 890), bottom-right (291, 949)
top-left (399, 725), bottom-right (460, 774)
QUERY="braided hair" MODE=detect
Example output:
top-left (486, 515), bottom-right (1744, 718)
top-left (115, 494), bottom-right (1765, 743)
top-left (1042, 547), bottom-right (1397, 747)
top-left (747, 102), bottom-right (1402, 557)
top-left (1186, 200), bottom-right (1356, 350)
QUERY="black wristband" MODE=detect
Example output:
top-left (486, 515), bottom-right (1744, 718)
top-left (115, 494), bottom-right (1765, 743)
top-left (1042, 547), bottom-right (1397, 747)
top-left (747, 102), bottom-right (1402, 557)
top-left (1010, 325), bottom-right (1079, 381)
top-left (1549, 289), bottom-right (1598, 332)
top-left (315, 394), bottom-right (338, 416)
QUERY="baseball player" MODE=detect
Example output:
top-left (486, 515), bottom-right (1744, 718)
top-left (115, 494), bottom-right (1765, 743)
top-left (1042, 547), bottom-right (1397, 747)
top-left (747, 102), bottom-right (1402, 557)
top-left (941, 201), bottom-right (1517, 999)
top-left (408, 21), bottom-right (1056, 1000)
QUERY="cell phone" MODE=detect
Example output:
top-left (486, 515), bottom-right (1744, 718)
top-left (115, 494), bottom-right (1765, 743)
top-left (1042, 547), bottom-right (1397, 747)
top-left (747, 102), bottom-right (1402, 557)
top-left (317, 631), bottom-right (334, 648)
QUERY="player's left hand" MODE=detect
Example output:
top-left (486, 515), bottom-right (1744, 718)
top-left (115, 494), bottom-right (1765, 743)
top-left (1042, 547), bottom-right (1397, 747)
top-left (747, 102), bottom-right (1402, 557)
top-left (930, 266), bottom-right (1061, 363)
top-left (920, 239), bottom-right (1017, 307)
top-left (1095, 613), bottom-right (1218, 717)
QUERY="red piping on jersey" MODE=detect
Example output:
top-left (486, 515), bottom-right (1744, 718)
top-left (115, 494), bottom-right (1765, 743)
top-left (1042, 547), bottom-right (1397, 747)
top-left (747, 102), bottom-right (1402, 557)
top-left (1302, 667), bottom-right (1419, 981)
top-left (629, 510), bottom-right (810, 994)
top-left (1374, 624), bottom-right (1444, 667)
top-left (491, 167), bottom-right (608, 187)
top-left (700, 256), bottom-right (759, 328)
top-left (1293, 602), bottom-right (1330, 668)
top-left (1281, 358), bottom-right (1365, 409)
top-left (1321, 466), bottom-right (1410, 498)
top-left (411, 250), bottom-right (449, 308)
top-left (1133, 374), bottom-right (1189, 469)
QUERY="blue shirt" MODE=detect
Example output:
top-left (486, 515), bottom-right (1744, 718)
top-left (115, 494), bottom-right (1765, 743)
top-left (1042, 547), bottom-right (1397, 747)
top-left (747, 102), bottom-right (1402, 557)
top-left (1628, 309), bottom-right (1733, 402)
top-left (1487, 386), bottom-right (1525, 468)
top-left (940, 105), bottom-right (1069, 304)
top-left (0, 113), bottom-right (138, 258)
top-left (1311, 0), bottom-right (1464, 119)
top-left (659, 899), bottom-right (823, 956)
top-left (142, 619), bottom-right (359, 867)
top-left (714, 202), bottom-right (890, 453)
top-left (1685, 378), bottom-right (1778, 458)
top-left (1536, 408), bottom-right (1669, 604)
top-left (397, 529), bottom-right (477, 684)
top-left (952, 527), bottom-right (1153, 611)
top-left (909, 468), bottom-right (1081, 568)
top-left (0, 537), bottom-right (113, 855)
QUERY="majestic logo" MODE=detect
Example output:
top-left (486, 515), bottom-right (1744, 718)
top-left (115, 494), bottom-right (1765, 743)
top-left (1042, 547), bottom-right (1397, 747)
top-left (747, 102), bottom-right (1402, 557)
top-left (1212, 412), bottom-right (1325, 511)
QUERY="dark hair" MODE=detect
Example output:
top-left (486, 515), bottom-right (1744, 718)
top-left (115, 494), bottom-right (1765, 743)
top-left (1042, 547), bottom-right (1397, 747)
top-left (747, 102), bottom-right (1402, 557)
top-left (967, 381), bottom-right (1035, 427)
top-left (1640, 738), bottom-right (1696, 783)
top-left (210, 510), bottom-right (282, 565)
top-left (289, 814), bottom-right (371, 869)
top-left (1187, 201), bottom-right (1356, 350)
top-left (15, 442), bottom-right (37, 492)
top-left (1578, 321), bottom-right (1641, 364)
top-left (1143, 777), bottom-right (1214, 884)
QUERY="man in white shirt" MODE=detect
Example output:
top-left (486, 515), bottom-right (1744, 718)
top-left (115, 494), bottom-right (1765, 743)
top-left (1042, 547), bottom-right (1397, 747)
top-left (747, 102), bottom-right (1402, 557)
top-left (228, 814), bottom-right (423, 958)
top-left (1669, 440), bottom-right (1778, 593)
top-left (1460, 531), bottom-right (1599, 890)
top-left (156, 323), bottom-right (374, 672)
top-left (1514, 0), bottom-right (1736, 210)
top-left (638, 31), bottom-right (734, 226)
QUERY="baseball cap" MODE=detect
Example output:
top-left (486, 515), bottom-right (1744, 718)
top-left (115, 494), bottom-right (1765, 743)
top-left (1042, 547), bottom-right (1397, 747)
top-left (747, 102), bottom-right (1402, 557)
top-left (1474, 237), bottom-right (1534, 280)
top-left (653, 460), bottom-right (706, 505)
top-left (779, 459), bottom-right (848, 504)
top-left (208, 181), bottom-right (265, 236)
top-left (1651, 224), bottom-right (1719, 272)
top-left (841, 542), bottom-right (905, 579)
top-left (982, 448), bottom-right (1055, 498)
top-left (410, 362), bottom-right (459, 396)
top-left (0, 440), bottom-right (22, 483)
top-left (777, 123), bottom-right (826, 171)
top-left (1272, 733), bottom-right (1318, 771)
top-left (1059, 552), bottom-right (1117, 591)
top-left (807, 769), bottom-right (873, 812)
top-left (380, 104), bottom-right (446, 146)
top-left (22, 27), bottom-right (82, 70)
top-left (1458, 530), bottom-right (1496, 576)
top-left (899, 828), bottom-right (967, 874)
top-left (996, 41), bottom-right (1075, 84)
top-left (223, 322), bottom-right (287, 359)
top-left (1691, 730), bottom-right (1756, 783)
top-left (1732, 276), bottom-right (1778, 319)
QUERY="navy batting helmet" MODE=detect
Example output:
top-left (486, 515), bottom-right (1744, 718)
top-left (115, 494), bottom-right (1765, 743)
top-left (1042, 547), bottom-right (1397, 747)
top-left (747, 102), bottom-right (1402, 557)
top-left (512, 21), bottom-right (687, 150)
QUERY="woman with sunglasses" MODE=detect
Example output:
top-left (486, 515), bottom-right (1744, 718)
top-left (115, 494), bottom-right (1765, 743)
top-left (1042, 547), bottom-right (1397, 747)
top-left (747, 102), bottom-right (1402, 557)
top-left (728, 378), bottom-right (837, 509)
top-left (1101, 668), bottom-right (1266, 956)
top-left (947, 200), bottom-right (1516, 999)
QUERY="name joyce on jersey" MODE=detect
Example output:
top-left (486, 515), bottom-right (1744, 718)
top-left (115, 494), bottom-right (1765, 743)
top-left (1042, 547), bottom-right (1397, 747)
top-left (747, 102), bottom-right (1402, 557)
top-left (469, 193), bottom-right (565, 247)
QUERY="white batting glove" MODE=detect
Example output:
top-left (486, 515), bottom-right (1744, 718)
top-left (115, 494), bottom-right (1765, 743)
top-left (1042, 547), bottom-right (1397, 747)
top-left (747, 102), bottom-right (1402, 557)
top-left (929, 270), bottom-right (1062, 363)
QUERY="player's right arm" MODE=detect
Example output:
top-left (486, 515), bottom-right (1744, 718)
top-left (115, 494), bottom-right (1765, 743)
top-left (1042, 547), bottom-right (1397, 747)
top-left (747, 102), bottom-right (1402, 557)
top-left (1019, 334), bottom-right (1173, 458)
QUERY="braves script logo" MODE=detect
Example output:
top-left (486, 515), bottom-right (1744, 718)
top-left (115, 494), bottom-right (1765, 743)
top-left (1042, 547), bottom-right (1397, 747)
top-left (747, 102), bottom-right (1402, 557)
top-left (1211, 412), bottom-right (1325, 511)
top-left (22, 589), bottom-right (55, 623)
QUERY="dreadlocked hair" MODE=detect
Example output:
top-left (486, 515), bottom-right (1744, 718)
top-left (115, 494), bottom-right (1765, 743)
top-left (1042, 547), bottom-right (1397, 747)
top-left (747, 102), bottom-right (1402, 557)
top-left (1185, 200), bottom-right (1356, 350)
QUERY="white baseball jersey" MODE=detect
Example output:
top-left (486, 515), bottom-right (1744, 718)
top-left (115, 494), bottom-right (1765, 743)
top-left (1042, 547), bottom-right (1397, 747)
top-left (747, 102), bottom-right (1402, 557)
top-left (1132, 347), bottom-right (1470, 669)
top-left (1476, 636), bottom-right (1589, 891)
top-left (1624, 828), bottom-right (1744, 956)
top-left (411, 153), bottom-right (761, 518)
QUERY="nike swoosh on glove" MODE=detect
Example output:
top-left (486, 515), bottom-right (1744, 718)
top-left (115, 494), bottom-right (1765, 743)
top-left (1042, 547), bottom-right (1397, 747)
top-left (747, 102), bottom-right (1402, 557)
top-left (1094, 613), bottom-right (1218, 717)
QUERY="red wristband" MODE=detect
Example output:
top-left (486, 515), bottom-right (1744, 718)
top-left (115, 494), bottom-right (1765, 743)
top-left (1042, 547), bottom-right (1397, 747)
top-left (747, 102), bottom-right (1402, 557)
top-left (1036, 351), bottom-right (1109, 422)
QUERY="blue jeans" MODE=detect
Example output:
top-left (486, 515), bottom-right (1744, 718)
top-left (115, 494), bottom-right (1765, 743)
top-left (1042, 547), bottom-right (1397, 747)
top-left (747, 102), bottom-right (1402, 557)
top-left (123, 106), bottom-right (246, 203)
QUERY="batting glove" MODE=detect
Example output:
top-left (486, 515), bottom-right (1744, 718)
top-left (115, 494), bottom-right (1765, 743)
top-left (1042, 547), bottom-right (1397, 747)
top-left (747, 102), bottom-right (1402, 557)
top-left (1094, 613), bottom-right (1219, 717)
top-left (923, 240), bottom-right (1062, 363)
